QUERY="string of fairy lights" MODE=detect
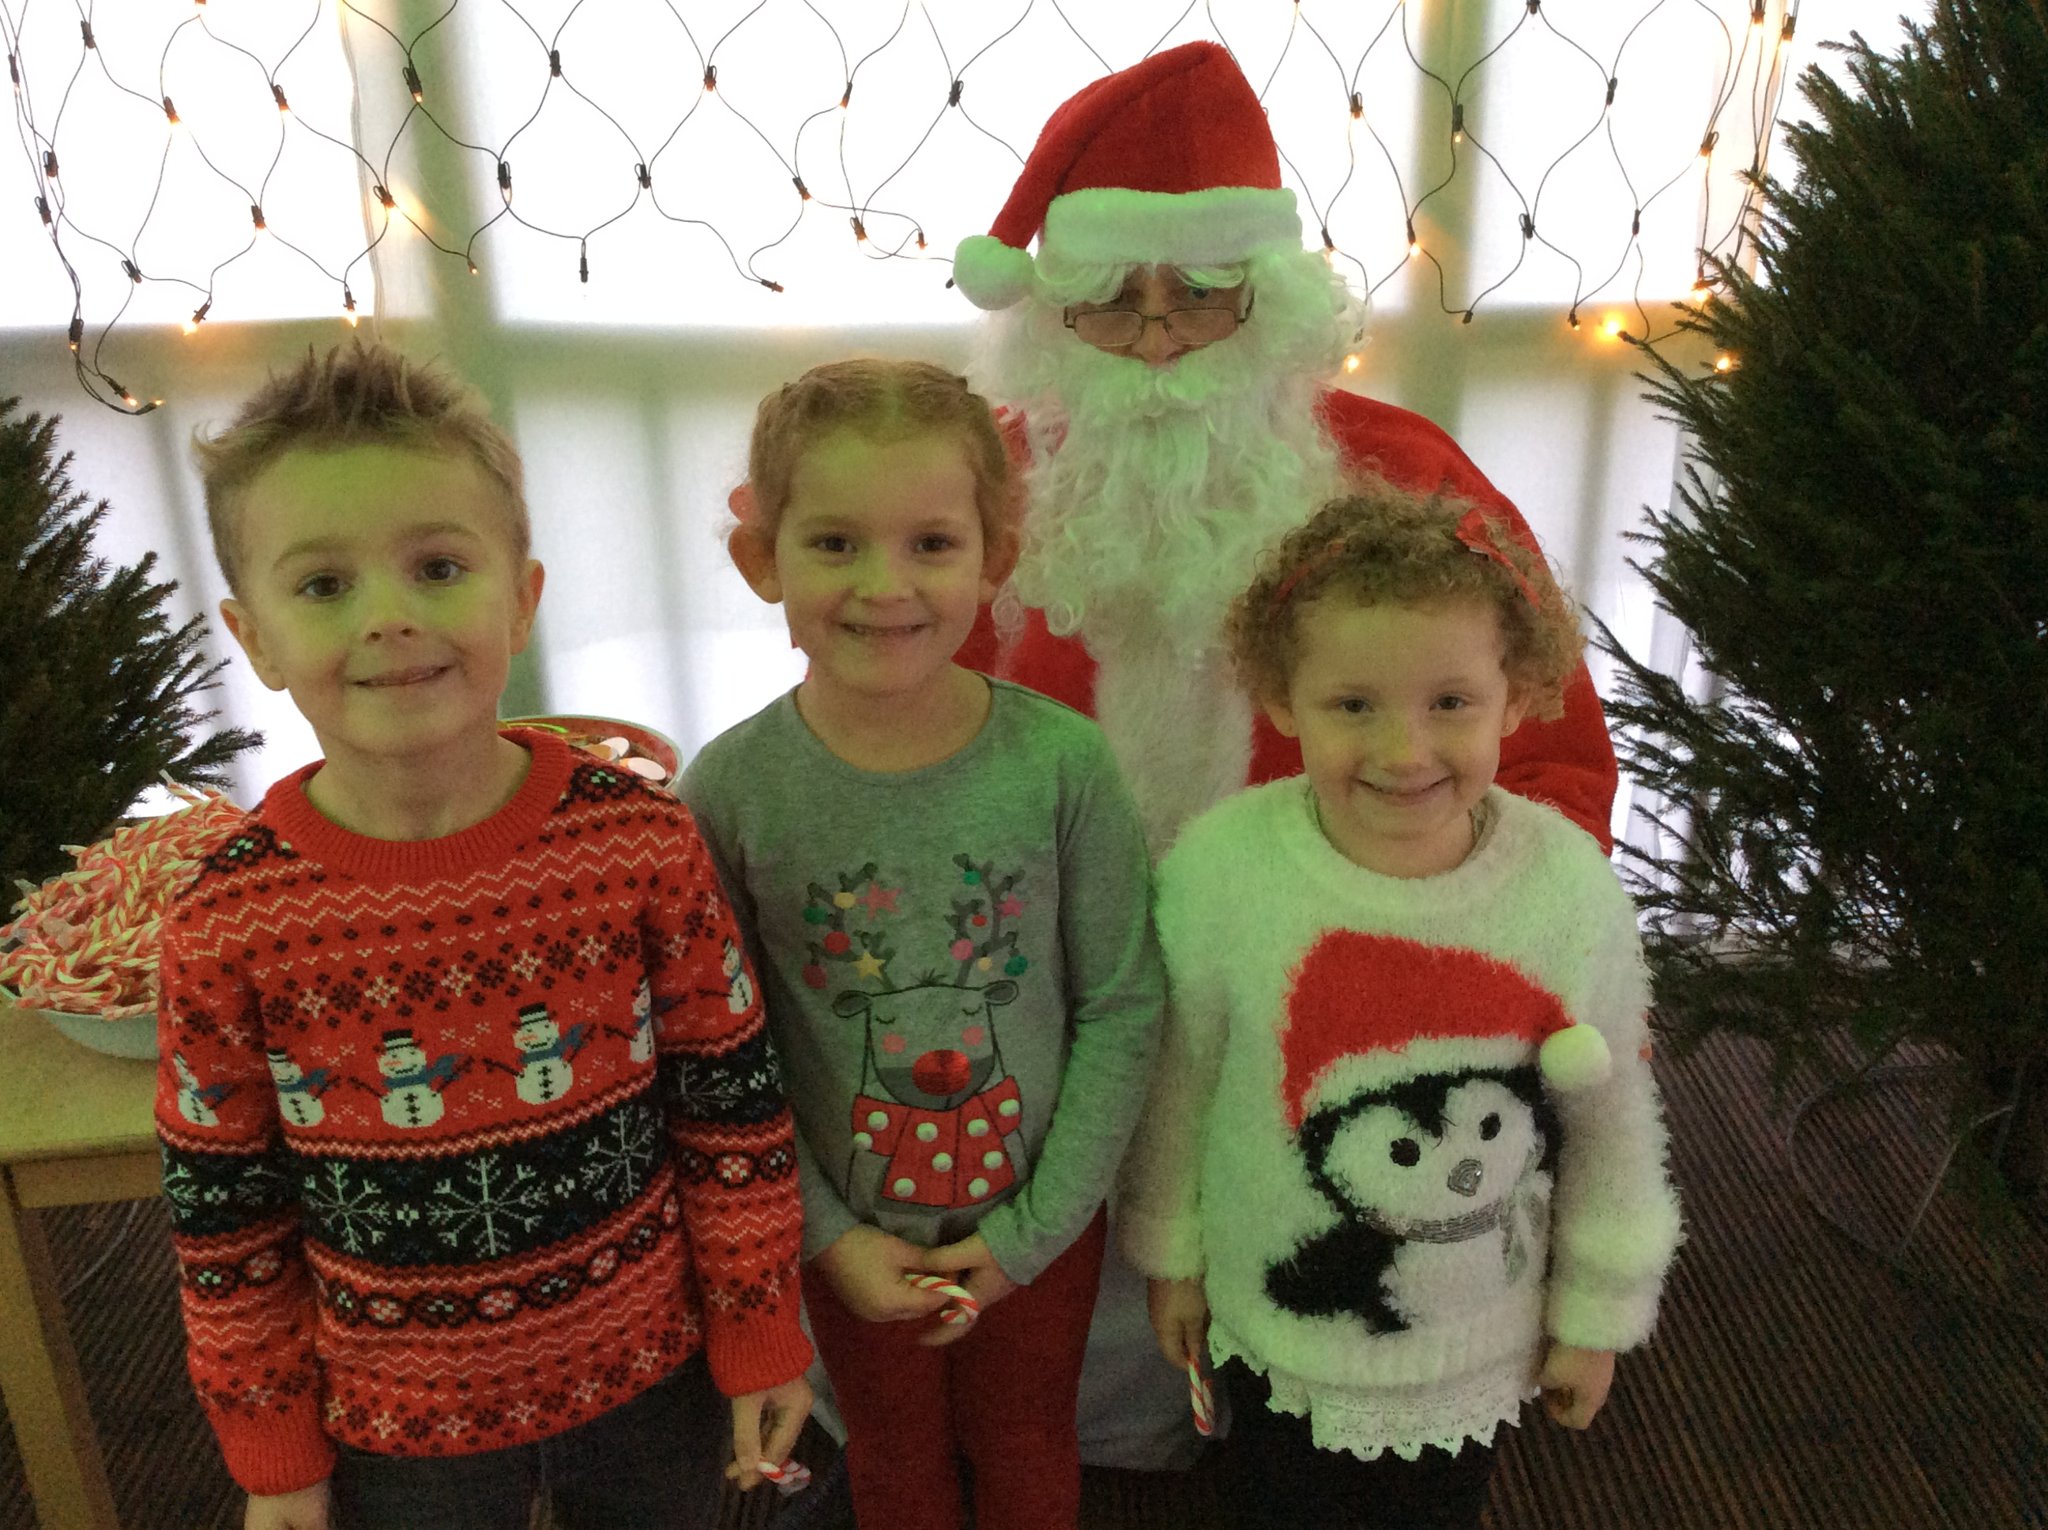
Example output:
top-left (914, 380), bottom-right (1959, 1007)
top-left (4, 0), bottom-right (1802, 415)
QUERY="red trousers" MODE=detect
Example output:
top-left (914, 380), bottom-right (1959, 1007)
top-left (804, 1209), bottom-right (1108, 1530)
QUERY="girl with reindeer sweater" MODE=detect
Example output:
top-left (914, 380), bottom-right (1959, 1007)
top-left (680, 359), bottom-right (1163, 1530)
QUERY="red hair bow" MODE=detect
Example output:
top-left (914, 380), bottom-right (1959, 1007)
top-left (1454, 507), bottom-right (1543, 609)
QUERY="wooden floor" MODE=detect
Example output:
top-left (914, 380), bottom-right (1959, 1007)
top-left (4, 1032), bottom-right (2044, 1529)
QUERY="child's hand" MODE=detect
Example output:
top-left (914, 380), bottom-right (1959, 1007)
top-left (244, 1481), bottom-right (330, 1530)
top-left (726, 1374), bottom-right (815, 1491)
top-left (814, 1225), bottom-right (953, 1323)
top-left (1145, 1276), bottom-right (1209, 1371)
top-left (918, 1234), bottom-right (1018, 1348)
top-left (1539, 1343), bottom-right (1616, 1430)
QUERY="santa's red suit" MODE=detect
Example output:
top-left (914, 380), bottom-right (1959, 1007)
top-left (960, 387), bottom-right (1620, 852)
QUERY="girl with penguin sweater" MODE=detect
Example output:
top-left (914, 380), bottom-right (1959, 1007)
top-left (1117, 483), bottom-right (1682, 1529)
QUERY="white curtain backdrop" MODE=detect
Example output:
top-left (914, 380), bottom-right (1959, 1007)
top-left (0, 0), bottom-right (1922, 839)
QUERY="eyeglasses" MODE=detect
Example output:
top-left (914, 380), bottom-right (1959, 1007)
top-left (1062, 293), bottom-right (1255, 349)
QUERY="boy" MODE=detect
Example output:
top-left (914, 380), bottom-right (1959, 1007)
top-left (159, 342), bottom-right (812, 1530)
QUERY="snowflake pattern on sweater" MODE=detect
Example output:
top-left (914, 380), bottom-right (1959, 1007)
top-left (155, 730), bottom-right (811, 1497)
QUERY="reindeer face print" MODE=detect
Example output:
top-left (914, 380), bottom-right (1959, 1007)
top-left (835, 979), bottom-right (1017, 1111)
top-left (808, 852), bottom-right (1036, 1211)
top-left (1319, 1075), bottom-right (1539, 1239)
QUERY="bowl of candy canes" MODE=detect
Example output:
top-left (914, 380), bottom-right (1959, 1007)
top-left (506, 715), bottom-right (680, 790)
top-left (1, 782), bottom-right (247, 1059)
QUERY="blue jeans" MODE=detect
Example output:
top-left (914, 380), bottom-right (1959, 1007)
top-left (329, 1355), bottom-right (728, 1530)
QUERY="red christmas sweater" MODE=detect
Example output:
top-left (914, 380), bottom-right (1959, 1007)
top-left (155, 730), bottom-right (811, 1496)
top-left (959, 389), bottom-right (1620, 851)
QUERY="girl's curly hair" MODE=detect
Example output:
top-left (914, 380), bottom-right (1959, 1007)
top-left (1225, 478), bottom-right (1584, 720)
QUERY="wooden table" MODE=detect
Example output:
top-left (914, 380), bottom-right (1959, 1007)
top-left (0, 1009), bottom-right (160, 1530)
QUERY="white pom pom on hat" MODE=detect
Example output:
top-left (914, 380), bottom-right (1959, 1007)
top-left (1539, 1018), bottom-right (1612, 1092)
top-left (951, 41), bottom-right (1304, 312)
top-left (953, 234), bottom-right (1038, 313)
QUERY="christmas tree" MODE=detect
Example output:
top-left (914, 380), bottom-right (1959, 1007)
top-left (0, 398), bottom-right (259, 891)
top-left (1598, 2), bottom-right (2047, 1192)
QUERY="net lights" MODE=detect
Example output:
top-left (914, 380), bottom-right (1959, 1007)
top-left (10, 0), bottom-right (1804, 413)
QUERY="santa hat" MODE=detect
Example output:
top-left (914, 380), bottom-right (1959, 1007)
top-left (952, 41), bottom-right (1303, 311)
top-left (1279, 931), bottom-right (1611, 1129)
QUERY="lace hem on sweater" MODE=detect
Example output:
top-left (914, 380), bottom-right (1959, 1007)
top-left (1212, 1324), bottom-right (1538, 1463)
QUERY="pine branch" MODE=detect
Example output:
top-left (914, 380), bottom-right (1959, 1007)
top-left (1596, 1), bottom-right (2048, 1135)
top-left (0, 398), bottom-right (260, 889)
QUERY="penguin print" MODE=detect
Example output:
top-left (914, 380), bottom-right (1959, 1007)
top-left (1267, 1065), bottom-right (1557, 1333)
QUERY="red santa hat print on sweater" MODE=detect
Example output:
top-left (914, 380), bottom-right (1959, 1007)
top-left (952, 41), bottom-right (1305, 310)
top-left (1279, 930), bottom-right (1612, 1130)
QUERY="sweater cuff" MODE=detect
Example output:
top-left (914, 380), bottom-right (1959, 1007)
top-left (972, 1210), bottom-right (1035, 1285)
top-left (1116, 1205), bottom-right (1202, 1281)
top-left (220, 1411), bottom-right (338, 1499)
top-left (704, 1289), bottom-right (817, 1398)
top-left (1546, 1186), bottom-right (1681, 1350)
top-left (1546, 1278), bottom-right (1662, 1353)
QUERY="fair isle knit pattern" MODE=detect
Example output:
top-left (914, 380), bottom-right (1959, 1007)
top-left (1119, 781), bottom-right (1681, 1464)
top-left (155, 730), bottom-right (812, 1498)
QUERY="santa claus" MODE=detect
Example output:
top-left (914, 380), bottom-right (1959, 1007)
top-left (950, 41), bottom-right (1620, 1469)
top-left (955, 40), bottom-right (1615, 859)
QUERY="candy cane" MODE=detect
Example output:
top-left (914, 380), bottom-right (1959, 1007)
top-left (1, 784), bottom-right (245, 1017)
top-left (901, 1272), bottom-right (980, 1328)
top-left (1187, 1349), bottom-right (1215, 1437)
top-left (756, 1459), bottom-right (812, 1496)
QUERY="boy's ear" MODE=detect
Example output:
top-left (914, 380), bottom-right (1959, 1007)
top-left (728, 483), bottom-right (758, 525)
top-left (218, 596), bottom-right (289, 693)
top-left (510, 560), bottom-right (546, 655)
top-left (727, 524), bottom-right (783, 603)
top-left (1261, 690), bottom-right (1300, 740)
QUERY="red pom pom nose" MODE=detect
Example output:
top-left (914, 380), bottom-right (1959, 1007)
top-left (912, 1049), bottom-right (973, 1096)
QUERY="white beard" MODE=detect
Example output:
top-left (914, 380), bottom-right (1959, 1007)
top-left (1000, 335), bottom-right (1344, 663)
top-left (1091, 640), bottom-right (1255, 859)
top-left (984, 310), bottom-right (1346, 855)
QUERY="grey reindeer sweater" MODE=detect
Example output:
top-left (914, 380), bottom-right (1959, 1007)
top-left (680, 680), bottom-right (1164, 1284)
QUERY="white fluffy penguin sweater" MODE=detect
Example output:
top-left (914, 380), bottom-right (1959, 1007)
top-left (1119, 780), bottom-right (1682, 1462)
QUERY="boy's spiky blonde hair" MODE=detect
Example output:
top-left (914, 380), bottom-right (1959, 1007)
top-left (193, 341), bottom-right (527, 593)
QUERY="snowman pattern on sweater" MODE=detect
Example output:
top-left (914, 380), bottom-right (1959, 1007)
top-left (1266, 930), bottom-right (1591, 1335)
